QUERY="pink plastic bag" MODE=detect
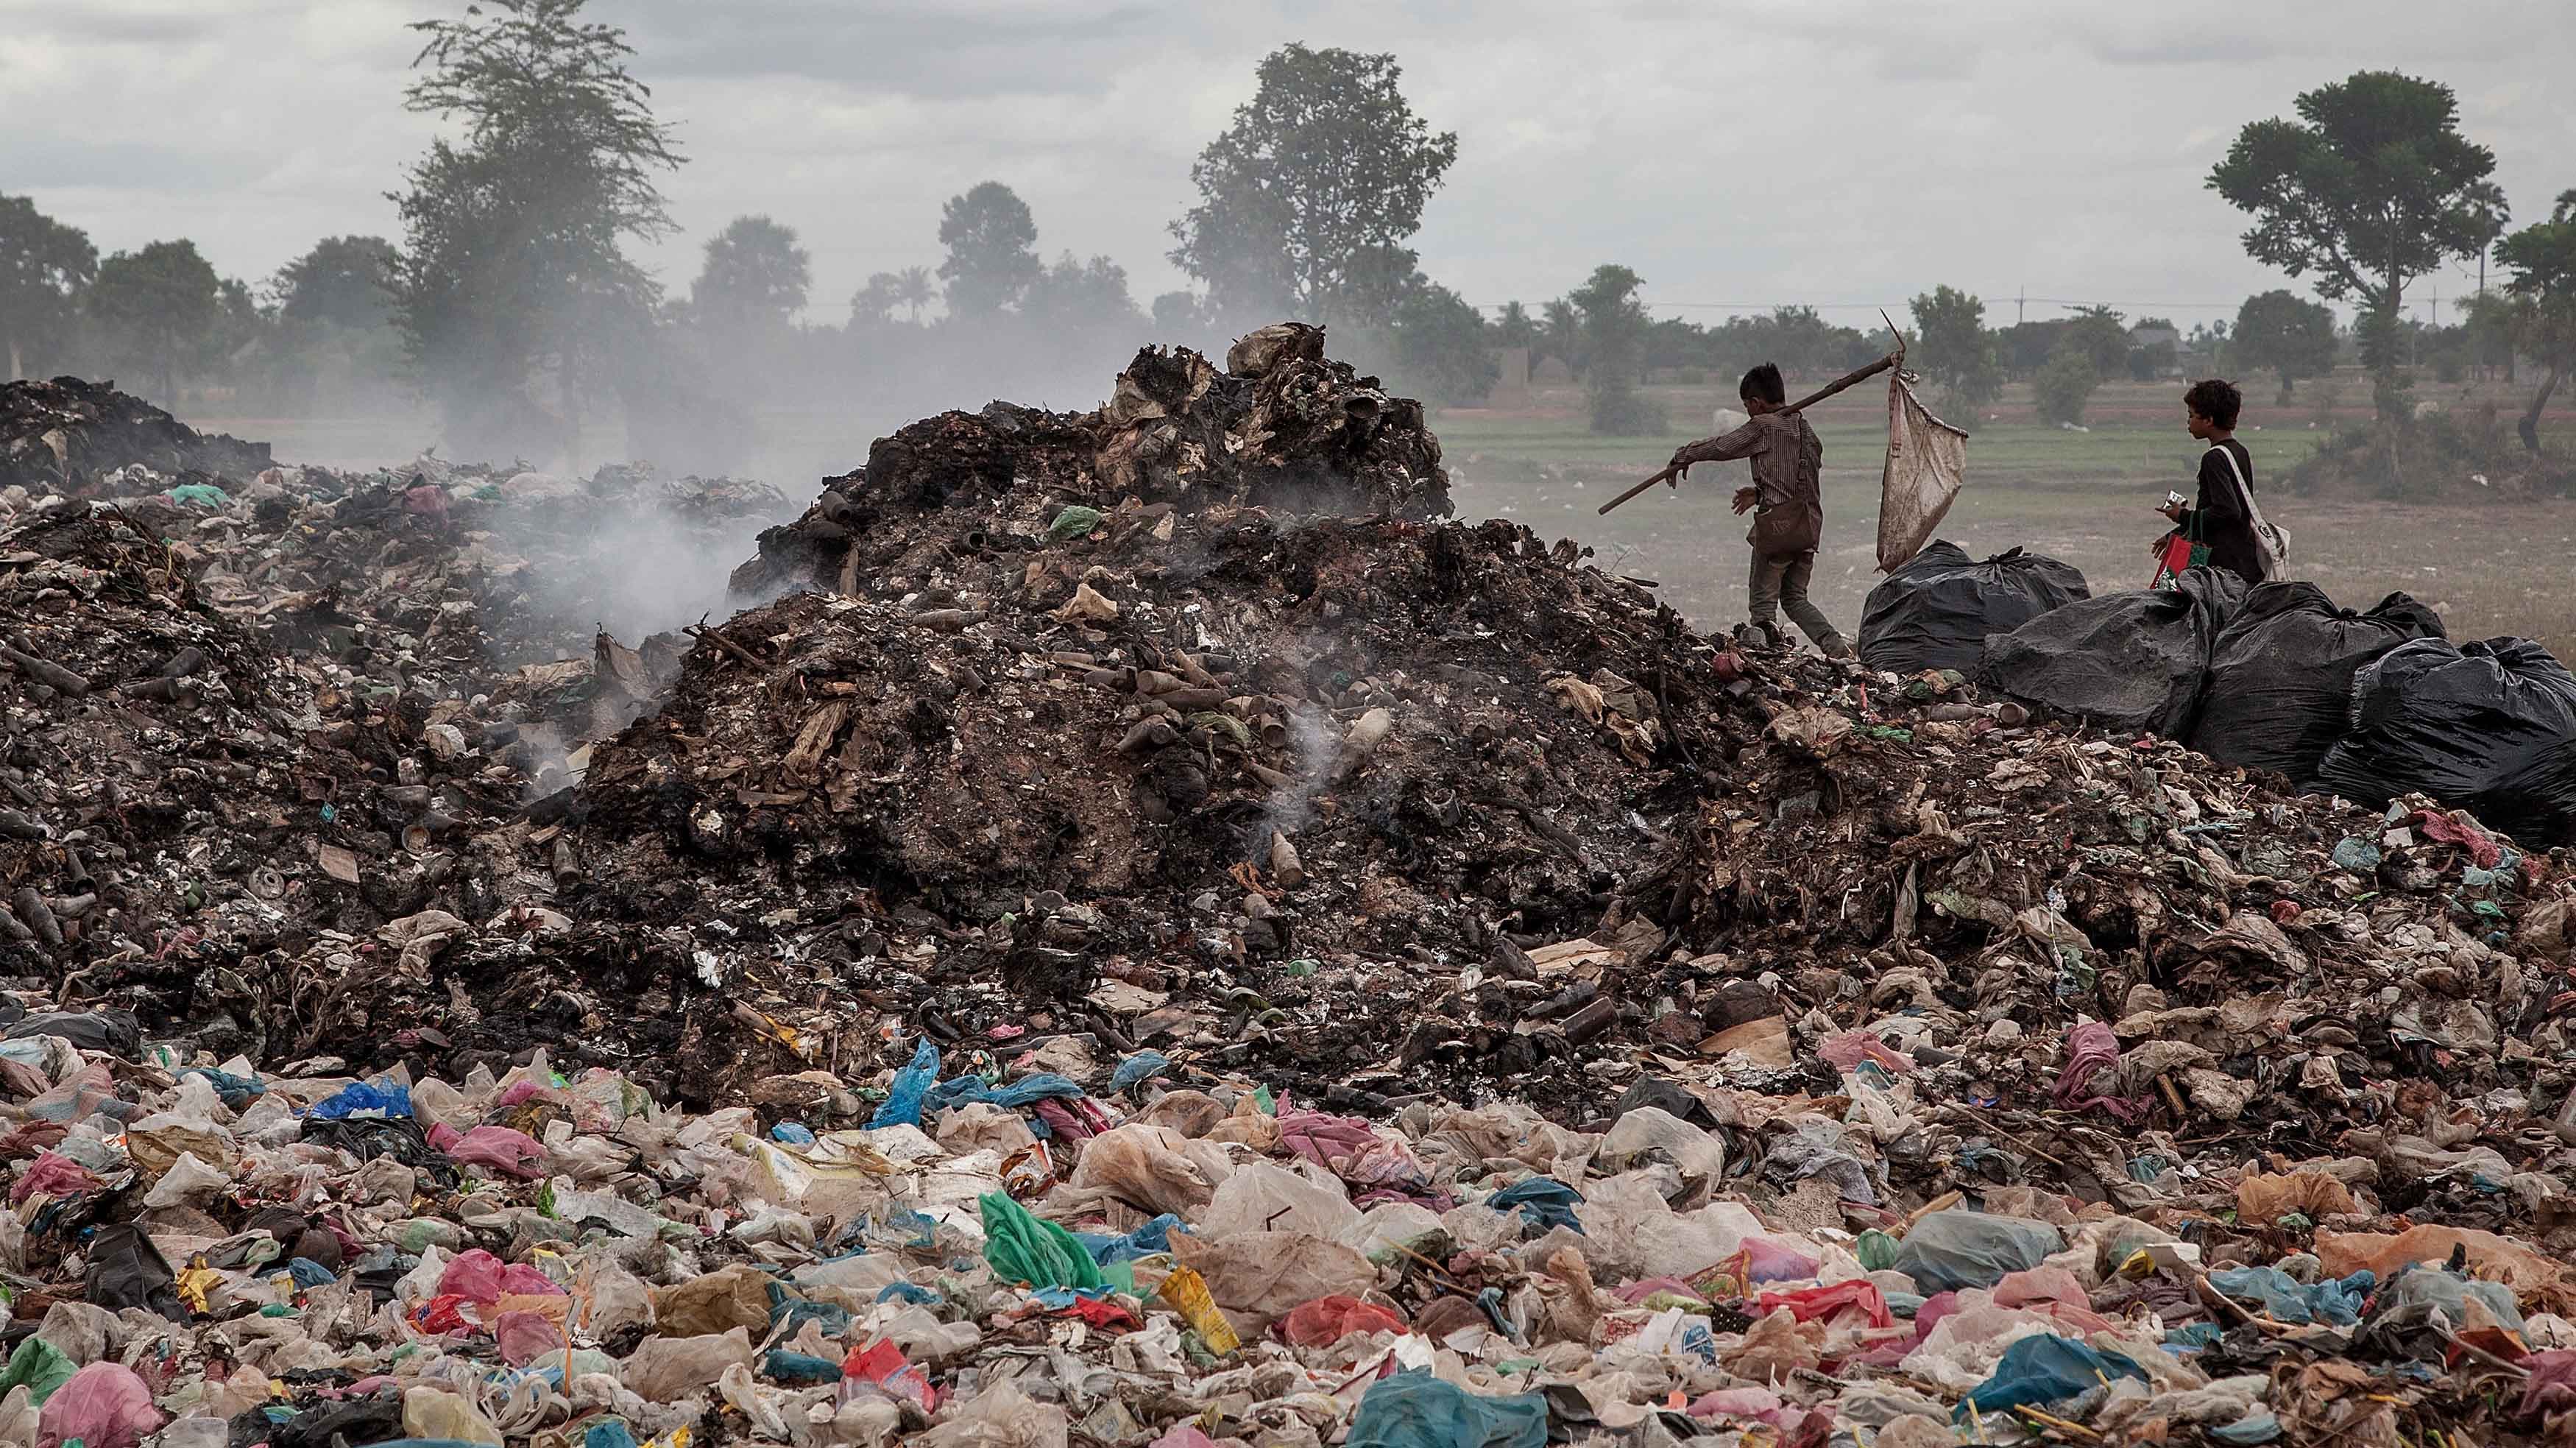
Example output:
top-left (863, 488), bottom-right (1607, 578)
top-left (10, 1151), bottom-right (105, 1204)
top-left (448, 1125), bottom-right (548, 1178)
top-left (436, 1249), bottom-right (508, 1303)
top-left (494, 1308), bottom-right (567, 1366)
top-left (38, 1362), bottom-right (162, 1448)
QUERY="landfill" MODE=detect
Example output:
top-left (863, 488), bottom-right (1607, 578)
top-left (3, 331), bottom-right (2576, 1448)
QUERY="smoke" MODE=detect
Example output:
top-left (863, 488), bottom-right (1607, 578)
top-left (1259, 702), bottom-right (1340, 842)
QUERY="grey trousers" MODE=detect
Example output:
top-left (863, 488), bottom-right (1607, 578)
top-left (1749, 547), bottom-right (1850, 654)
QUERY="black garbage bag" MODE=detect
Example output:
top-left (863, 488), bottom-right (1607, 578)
top-left (1, 1009), bottom-right (141, 1055)
top-left (302, 1114), bottom-right (461, 1189)
top-left (85, 1223), bottom-right (185, 1321)
top-left (2187, 584), bottom-right (2446, 788)
top-left (2313, 637), bottom-right (2576, 845)
top-left (1977, 566), bottom-right (2248, 737)
top-left (1858, 541), bottom-right (2090, 676)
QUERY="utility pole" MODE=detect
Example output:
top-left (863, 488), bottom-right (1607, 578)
top-left (2016, 287), bottom-right (2025, 327)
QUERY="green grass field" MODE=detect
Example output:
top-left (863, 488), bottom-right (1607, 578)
top-left (1435, 382), bottom-right (2576, 656)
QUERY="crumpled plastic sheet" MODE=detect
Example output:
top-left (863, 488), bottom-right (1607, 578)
top-left (2207, 1266), bottom-right (2372, 1327)
top-left (2052, 1020), bottom-right (2140, 1121)
top-left (1960, 1334), bottom-right (2147, 1419)
top-left (1344, 1371), bottom-right (1549, 1448)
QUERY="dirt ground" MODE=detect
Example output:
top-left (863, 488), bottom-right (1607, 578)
top-left (1441, 373), bottom-right (2576, 657)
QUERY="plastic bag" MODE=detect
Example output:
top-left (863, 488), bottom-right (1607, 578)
top-left (1281, 1294), bottom-right (1405, 1346)
top-left (870, 1039), bottom-right (941, 1129)
top-left (1892, 1212), bottom-right (2064, 1293)
top-left (1170, 1229), bottom-right (1376, 1337)
top-left (2315, 1223), bottom-right (2566, 1302)
top-left (2313, 637), bottom-right (2576, 845)
top-left (447, 1124), bottom-right (548, 1179)
top-left (1959, 1335), bottom-right (2145, 1419)
top-left (309, 1076), bottom-right (414, 1120)
top-left (1978, 567), bottom-right (2247, 737)
top-left (1196, 1160), bottom-right (1361, 1240)
top-left (651, 1263), bottom-right (774, 1336)
top-left (620, 1328), bottom-right (754, 1401)
top-left (919, 1382), bottom-right (1070, 1448)
top-left (1860, 542), bottom-right (2090, 676)
top-left (2207, 1266), bottom-right (2371, 1327)
top-left (1593, 1106), bottom-right (1727, 1187)
top-left (35, 1361), bottom-right (161, 1448)
top-left (0, 1338), bottom-right (74, 1407)
top-left (1344, 1371), bottom-right (1547, 1448)
top-left (978, 1191), bottom-right (1104, 1292)
top-left (1065, 1123), bottom-right (1228, 1214)
top-left (400, 1384), bottom-right (503, 1445)
top-left (2187, 583), bottom-right (2443, 788)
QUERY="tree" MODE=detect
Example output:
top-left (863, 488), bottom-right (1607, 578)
top-left (937, 182), bottom-right (1041, 319)
top-left (1390, 280), bottom-right (1497, 406)
top-left (2496, 191), bottom-right (2576, 454)
top-left (1022, 252), bottom-right (1140, 334)
top-left (2062, 306), bottom-right (2131, 379)
top-left (0, 195), bottom-right (97, 379)
top-left (692, 214), bottom-right (810, 336)
top-left (276, 235), bottom-right (400, 331)
top-left (2032, 342), bottom-right (2098, 426)
top-left (850, 272), bottom-right (903, 328)
top-left (1493, 300), bottom-right (1536, 350)
top-left (389, 0), bottom-right (683, 462)
top-left (88, 240), bottom-right (222, 404)
top-left (2234, 290), bottom-right (2339, 400)
top-left (896, 266), bottom-right (934, 324)
top-left (1908, 286), bottom-right (2000, 412)
top-left (1539, 298), bottom-right (1580, 375)
top-left (1569, 264), bottom-right (1658, 435)
top-left (1168, 43), bottom-right (1459, 326)
top-left (2209, 71), bottom-right (2498, 416)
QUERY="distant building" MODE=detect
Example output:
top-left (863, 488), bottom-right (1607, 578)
top-left (1485, 347), bottom-right (1531, 408)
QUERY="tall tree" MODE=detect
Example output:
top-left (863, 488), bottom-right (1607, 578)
top-left (1493, 301), bottom-right (1536, 350)
top-left (1569, 264), bottom-right (1657, 435)
top-left (389, 0), bottom-right (682, 462)
top-left (896, 265), bottom-right (935, 324)
top-left (937, 182), bottom-right (1041, 319)
top-left (850, 272), bottom-right (903, 328)
top-left (2233, 290), bottom-right (2340, 400)
top-left (2062, 306), bottom-right (2131, 378)
top-left (2208, 71), bottom-right (2498, 415)
top-left (1908, 286), bottom-right (2000, 412)
top-left (0, 195), bottom-right (97, 380)
top-left (88, 240), bottom-right (222, 404)
top-left (691, 214), bottom-right (810, 337)
top-left (1168, 43), bottom-right (1459, 325)
top-left (276, 235), bottom-right (400, 331)
top-left (2496, 191), bottom-right (2576, 455)
top-left (1538, 298), bottom-right (1581, 375)
top-left (1390, 278), bottom-right (1497, 406)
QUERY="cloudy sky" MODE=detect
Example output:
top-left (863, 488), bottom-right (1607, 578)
top-left (7, 0), bottom-right (2572, 334)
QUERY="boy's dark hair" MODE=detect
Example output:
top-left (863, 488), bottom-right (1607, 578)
top-left (2184, 378), bottom-right (2243, 431)
top-left (1739, 362), bottom-right (1786, 405)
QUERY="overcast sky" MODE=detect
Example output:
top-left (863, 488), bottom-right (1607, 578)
top-left (6, 0), bottom-right (2572, 335)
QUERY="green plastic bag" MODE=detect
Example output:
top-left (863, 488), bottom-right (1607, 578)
top-left (1046, 505), bottom-right (1106, 542)
top-left (0, 1334), bottom-right (76, 1406)
top-left (978, 1191), bottom-right (1104, 1291)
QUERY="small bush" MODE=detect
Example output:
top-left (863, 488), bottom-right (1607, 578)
top-left (2033, 346), bottom-right (2098, 426)
top-left (1674, 366), bottom-right (1707, 386)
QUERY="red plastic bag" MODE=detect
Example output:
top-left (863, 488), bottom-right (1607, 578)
top-left (1280, 1294), bottom-right (1406, 1346)
top-left (38, 1361), bottom-right (161, 1448)
top-left (448, 1124), bottom-right (548, 1178)
top-left (1755, 1279), bottom-right (1892, 1329)
top-left (435, 1249), bottom-right (507, 1303)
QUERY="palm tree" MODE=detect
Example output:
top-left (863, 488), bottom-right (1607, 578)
top-left (896, 266), bottom-right (934, 325)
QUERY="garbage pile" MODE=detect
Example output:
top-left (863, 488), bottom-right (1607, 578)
top-left (0, 376), bottom-right (271, 496)
top-left (3, 347), bottom-right (2576, 1445)
top-left (1977, 571), bottom-right (2576, 845)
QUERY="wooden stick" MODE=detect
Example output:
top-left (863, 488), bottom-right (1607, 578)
top-left (1596, 347), bottom-right (1903, 517)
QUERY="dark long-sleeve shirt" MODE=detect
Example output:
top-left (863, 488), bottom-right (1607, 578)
top-left (2174, 439), bottom-right (2266, 585)
top-left (1675, 412), bottom-right (1825, 554)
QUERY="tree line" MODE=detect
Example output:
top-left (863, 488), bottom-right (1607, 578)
top-left (1, 23), bottom-right (2569, 469)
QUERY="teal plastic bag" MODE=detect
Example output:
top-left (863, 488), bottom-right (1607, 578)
top-left (868, 1039), bottom-right (939, 1129)
top-left (979, 1191), bottom-right (1104, 1291)
top-left (1346, 1372), bottom-right (1549, 1448)
top-left (0, 1335), bottom-right (75, 1405)
top-left (1960, 1335), bottom-right (2145, 1419)
top-left (1891, 1210), bottom-right (2064, 1293)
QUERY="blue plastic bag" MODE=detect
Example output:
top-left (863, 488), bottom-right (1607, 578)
top-left (309, 1076), bottom-right (414, 1120)
top-left (1487, 1177), bottom-right (1585, 1234)
top-left (1346, 1371), bottom-right (1549, 1448)
top-left (1075, 1213), bottom-right (1181, 1265)
top-left (868, 1039), bottom-right (940, 1129)
top-left (1892, 1210), bottom-right (2063, 1293)
top-left (1108, 1050), bottom-right (1172, 1094)
top-left (2207, 1266), bottom-right (2371, 1326)
top-left (1960, 1335), bottom-right (2146, 1419)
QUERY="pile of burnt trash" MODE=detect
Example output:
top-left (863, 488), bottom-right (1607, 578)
top-left (0, 375), bottom-right (272, 495)
top-left (6, 341), bottom-right (2576, 1445)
